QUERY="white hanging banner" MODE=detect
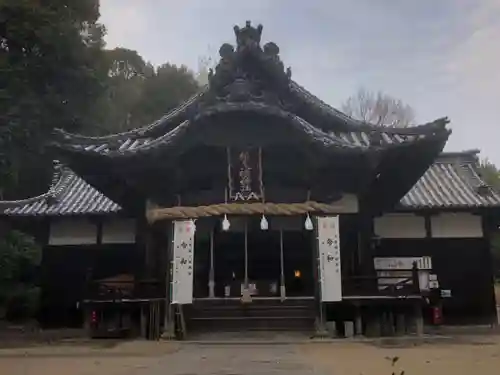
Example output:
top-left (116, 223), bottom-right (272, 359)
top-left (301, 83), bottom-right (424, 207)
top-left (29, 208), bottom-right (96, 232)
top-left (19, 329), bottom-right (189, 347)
top-left (171, 220), bottom-right (195, 305)
top-left (317, 216), bottom-right (342, 302)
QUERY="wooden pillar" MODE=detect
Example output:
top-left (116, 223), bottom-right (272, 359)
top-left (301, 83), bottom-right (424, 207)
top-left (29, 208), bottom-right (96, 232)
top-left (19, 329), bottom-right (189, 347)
top-left (357, 213), bottom-right (377, 292)
top-left (135, 213), bottom-right (149, 277)
top-left (414, 301), bottom-right (424, 336)
top-left (162, 221), bottom-right (175, 339)
top-left (82, 268), bottom-right (93, 335)
top-left (208, 229), bottom-right (215, 298)
top-left (279, 229), bottom-right (286, 301)
top-left (482, 213), bottom-right (498, 327)
top-left (140, 304), bottom-right (147, 338)
top-left (312, 215), bottom-right (328, 337)
top-left (395, 311), bottom-right (406, 336)
top-left (83, 306), bottom-right (91, 336)
top-left (365, 307), bottom-right (381, 337)
top-left (384, 310), bottom-right (395, 336)
top-left (96, 220), bottom-right (103, 246)
top-left (354, 306), bottom-right (363, 336)
top-left (244, 220), bottom-right (249, 288)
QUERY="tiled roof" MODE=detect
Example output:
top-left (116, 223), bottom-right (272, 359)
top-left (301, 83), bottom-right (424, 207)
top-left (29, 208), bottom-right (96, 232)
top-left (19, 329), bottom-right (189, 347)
top-left (57, 129), bottom-right (429, 155)
top-left (398, 152), bottom-right (500, 209)
top-left (1, 151), bottom-right (499, 217)
top-left (1, 165), bottom-right (120, 216)
top-left (53, 116), bottom-right (445, 159)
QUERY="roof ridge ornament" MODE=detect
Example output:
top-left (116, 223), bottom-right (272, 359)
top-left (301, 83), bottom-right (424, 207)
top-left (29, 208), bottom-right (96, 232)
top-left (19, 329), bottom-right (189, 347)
top-left (205, 21), bottom-right (292, 109)
top-left (234, 20), bottom-right (263, 51)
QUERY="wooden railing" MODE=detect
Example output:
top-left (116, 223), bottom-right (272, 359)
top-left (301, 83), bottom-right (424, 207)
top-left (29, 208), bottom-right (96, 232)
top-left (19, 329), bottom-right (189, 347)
top-left (83, 279), bottom-right (164, 302)
top-left (342, 266), bottom-right (421, 297)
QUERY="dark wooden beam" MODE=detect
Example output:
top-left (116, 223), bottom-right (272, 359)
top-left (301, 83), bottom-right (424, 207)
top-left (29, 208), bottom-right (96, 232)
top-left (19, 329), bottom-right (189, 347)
top-left (424, 214), bottom-right (432, 238)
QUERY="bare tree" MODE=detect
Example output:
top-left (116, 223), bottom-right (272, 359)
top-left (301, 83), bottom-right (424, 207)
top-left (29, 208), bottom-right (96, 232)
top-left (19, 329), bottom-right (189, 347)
top-left (341, 87), bottom-right (415, 127)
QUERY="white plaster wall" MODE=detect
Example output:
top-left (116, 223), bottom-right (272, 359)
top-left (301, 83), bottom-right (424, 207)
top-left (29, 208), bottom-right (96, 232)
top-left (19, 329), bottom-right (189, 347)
top-left (49, 219), bottom-right (97, 246)
top-left (431, 213), bottom-right (483, 238)
top-left (102, 219), bottom-right (136, 244)
top-left (374, 214), bottom-right (426, 239)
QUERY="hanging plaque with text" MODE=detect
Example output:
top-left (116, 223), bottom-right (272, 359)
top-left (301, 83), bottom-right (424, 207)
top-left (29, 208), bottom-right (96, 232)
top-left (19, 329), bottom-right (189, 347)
top-left (227, 147), bottom-right (264, 202)
top-left (317, 216), bottom-right (342, 302)
top-left (171, 220), bottom-right (195, 305)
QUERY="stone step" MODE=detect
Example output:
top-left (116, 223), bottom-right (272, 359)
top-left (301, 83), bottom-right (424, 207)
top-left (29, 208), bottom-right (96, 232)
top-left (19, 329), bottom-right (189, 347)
top-left (192, 298), bottom-right (316, 308)
top-left (190, 306), bottom-right (314, 318)
top-left (186, 298), bottom-right (317, 334)
top-left (192, 303), bottom-right (314, 310)
top-left (188, 316), bottom-right (315, 332)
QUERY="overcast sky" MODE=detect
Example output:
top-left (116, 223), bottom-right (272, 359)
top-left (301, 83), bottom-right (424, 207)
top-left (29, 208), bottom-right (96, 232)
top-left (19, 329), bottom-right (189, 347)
top-left (100, 0), bottom-right (500, 164)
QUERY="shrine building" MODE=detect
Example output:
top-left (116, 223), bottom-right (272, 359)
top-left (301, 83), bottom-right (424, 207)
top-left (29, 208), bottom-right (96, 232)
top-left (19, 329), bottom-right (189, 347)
top-left (1, 21), bottom-right (499, 339)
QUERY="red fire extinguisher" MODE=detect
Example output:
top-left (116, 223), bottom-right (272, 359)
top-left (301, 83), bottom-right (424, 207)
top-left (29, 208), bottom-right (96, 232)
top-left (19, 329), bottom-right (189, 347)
top-left (91, 310), bottom-right (98, 327)
top-left (432, 305), bottom-right (443, 325)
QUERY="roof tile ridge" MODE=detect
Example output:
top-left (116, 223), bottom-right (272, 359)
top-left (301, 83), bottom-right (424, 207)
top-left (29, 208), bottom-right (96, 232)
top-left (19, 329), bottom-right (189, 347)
top-left (438, 149), bottom-right (480, 159)
top-left (45, 162), bottom-right (73, 203)
top-left (0, 161), bottom-right (67, 209)
top-left (381, 117), bottom-right (450, 135)
top-left (454, 156), bottom-right (499, 198)
top-left (289, 81), bottom-right (362, 124)
top-left (289, 81), bottom-right (450, 136)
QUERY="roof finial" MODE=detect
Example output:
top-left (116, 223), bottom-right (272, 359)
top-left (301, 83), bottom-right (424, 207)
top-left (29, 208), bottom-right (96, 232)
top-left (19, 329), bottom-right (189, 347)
top-left (233, 20), bottom-right (263, 51)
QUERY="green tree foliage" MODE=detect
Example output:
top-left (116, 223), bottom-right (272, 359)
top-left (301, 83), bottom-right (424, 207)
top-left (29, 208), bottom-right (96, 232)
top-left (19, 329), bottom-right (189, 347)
top-left (478, 159), bottom-right (500, 190)
top-left (94, 52), bottom-right (200, 134)
top-left (131, 63), bottom-right (199, 127)
top-left (0, 230), bottom-right (42, 320)
top-left (92, 48), bottom-right (149, 134)
top-left (1, 0), bottom-right (200, 199)
top-left (0, 0), bottom-right (107, 199)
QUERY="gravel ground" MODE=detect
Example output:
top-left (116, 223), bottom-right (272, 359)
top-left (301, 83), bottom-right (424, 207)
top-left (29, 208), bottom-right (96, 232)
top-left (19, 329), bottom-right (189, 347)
top-left (2, 335), bottom-right (500, 375)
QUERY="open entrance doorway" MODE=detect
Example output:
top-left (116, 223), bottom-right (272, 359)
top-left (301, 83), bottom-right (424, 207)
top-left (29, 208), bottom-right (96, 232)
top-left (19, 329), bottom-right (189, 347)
top-left (192, 216), bottom-right (315, 299)
top-left (282, 230), bottom-right (314, 296)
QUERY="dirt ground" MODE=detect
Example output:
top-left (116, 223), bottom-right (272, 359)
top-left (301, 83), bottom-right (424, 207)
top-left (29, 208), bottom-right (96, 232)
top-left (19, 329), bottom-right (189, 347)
top-left (1, 335), bottom-right (500, 375)
top-left (301, 338), bottom-right (500, 375)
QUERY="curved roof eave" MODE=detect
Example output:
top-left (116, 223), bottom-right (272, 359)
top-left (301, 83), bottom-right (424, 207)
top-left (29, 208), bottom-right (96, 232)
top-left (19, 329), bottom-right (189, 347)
top-left (289, 81), bottom-right (450, 135)
top-left (51, 78), bottom-right (449, 149)
top-left (0, 163), bottom-right (72, 211)
top-left (52, 86), bottom-right (210, 145)
top-left (52, 80), bottom-right (449, 149)
top-left (50, 103), bottom-right (382, 160)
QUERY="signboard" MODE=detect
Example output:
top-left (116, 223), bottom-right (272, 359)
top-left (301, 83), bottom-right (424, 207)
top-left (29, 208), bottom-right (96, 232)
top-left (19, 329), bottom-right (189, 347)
top-left (171, 220), bottom-right (195, 305)
top-left (317, 216), bottom-right (342, 302)
top-left (227, 147), bottom-right (264, 201)
top-left (373, 256), bottom-right (432, 270)
top-left (373, 256), bottom-right (433, 292)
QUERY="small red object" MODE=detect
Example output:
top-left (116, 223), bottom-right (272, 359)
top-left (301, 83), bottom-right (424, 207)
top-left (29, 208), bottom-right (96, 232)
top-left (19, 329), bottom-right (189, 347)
top-left (91, 310), bottom-right (97, 324)
top-left (432, 306), bottom-right (442, 325)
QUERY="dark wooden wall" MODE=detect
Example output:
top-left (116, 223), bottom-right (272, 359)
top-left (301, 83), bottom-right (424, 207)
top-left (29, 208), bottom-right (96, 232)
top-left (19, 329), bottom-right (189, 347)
top-left (339, 214), bottom-right (360, 277)
top-left (39, 244), bottom-right (140, 328)
top-left (374, 237), bottom-right (496, 325)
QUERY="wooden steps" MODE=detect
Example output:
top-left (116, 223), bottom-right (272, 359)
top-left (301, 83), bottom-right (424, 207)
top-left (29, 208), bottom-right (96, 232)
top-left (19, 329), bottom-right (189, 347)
top-left (186, 298), bottom-right (316, 333)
